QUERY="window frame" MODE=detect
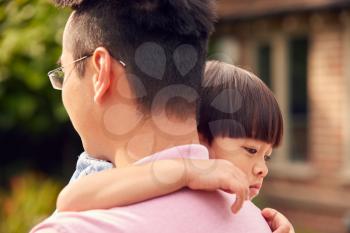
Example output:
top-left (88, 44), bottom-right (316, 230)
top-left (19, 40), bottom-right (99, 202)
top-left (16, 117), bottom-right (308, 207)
top-left (252, 32), bottom-right (316, 181)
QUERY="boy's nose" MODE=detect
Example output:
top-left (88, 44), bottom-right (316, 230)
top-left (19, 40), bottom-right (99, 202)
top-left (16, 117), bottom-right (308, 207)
top-left (253, 161), bottom-right (268, 178)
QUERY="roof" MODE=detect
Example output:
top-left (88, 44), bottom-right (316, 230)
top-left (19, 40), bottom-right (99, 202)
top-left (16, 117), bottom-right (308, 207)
top-left (217, 0), bottom-right (350, 20)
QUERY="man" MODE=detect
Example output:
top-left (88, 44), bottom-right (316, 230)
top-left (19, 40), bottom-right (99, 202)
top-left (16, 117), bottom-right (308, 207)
top-left (31, 0), bottom-right (292, 232)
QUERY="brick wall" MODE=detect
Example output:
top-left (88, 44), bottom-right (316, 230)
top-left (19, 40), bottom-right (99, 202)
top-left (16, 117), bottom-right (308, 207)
top-left (276, 205), bottom-right (347, 233)
top-left (308, 13), bottom-right (345, 180)
top-left (213, 9), bottom-right (350, 233)
top-left (217, 0), bottom-right (350, 19)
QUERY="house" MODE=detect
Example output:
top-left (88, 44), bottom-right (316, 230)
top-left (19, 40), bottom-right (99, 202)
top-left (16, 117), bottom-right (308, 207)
top-left (211, 1), bottom-right (350, 232)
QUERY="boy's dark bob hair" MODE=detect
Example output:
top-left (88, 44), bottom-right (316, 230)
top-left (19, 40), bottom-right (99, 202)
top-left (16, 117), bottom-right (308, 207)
top-left (198, 61), bottom-right (283, 147)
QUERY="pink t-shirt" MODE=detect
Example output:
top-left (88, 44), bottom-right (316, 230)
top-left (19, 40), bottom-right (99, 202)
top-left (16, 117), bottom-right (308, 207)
top-left (30, 144), bottom-right (272, 233)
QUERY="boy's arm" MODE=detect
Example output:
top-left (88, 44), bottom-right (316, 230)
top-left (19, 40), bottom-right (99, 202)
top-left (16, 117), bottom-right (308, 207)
top-left (57, 159), bottom-right (187, 212)
top-left (57, 159), bottom-right (249, 213)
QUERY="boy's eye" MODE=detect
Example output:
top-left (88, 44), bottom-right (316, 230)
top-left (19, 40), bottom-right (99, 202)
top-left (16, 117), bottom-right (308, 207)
top-left (243, 147), bottom-right (257, 154)
top-left (264, 155), bottom-right (271, 161)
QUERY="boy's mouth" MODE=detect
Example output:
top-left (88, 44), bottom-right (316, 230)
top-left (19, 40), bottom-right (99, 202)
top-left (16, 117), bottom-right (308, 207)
top-left (249, 183), bottom-right (262, 198)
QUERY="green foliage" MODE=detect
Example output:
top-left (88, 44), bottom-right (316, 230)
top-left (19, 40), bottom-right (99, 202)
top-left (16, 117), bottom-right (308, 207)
top-left (0, 172), bottom-right (63, 233)
top-left (0, 0), bottom-right (70, 133)
top-left (251, 194), bottom-right (267, 209)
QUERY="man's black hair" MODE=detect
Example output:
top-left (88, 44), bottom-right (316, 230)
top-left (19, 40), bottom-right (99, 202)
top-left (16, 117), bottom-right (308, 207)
top-left (54, 0), bottom-right (216, 116)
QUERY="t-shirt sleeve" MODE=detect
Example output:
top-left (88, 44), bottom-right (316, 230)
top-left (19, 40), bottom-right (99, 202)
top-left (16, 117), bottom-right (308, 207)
top-left (30, 224), bottom-right (68, 233)
top-left (29, 211), bottom-right (125, 233)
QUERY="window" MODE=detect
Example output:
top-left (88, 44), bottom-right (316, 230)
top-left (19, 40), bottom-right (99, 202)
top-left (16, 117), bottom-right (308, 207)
top-left (288, 37), bottom-right (309, 161)
top-left (254, 33), bottom-right (314, 179)
top-left (257, 43), bottom-right (272, 88)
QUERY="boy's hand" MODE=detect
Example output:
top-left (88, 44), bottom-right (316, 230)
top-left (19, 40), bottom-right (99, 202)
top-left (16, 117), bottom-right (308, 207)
top-left (185, 159), bottom-right (250, 214)
top-left (262, 208), bottom-right (295, 233)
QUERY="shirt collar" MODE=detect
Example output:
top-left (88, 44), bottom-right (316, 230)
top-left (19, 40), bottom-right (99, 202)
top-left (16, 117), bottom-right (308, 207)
top-left (71, 144), bottom-right (209, 182)
top-left (134, 144), bottom-right (209, 165)
top-left (81, 144), bottom-right (209, 166)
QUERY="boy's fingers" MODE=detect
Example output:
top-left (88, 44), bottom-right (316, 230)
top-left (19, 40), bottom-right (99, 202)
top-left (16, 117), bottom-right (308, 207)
top-left (231, 197), bottom-right (243, 214)
top-left (262, 208), bottom-right (294, 233)
top-left (245, 186), bottom-right (249, 200)
top-left (262, 208), bottom-right (278, 219)
top-left (236, 173), bottom-right (250, 200)
top-left (230, 185), bottom-right (245, 214)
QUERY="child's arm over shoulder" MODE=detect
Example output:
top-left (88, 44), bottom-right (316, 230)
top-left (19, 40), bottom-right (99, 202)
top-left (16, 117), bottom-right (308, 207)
top-left (57, 159), bottom-right (249, 213)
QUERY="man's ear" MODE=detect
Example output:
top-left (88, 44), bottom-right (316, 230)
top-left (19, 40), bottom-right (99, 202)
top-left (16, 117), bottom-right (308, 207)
top-left (92, 47), bottom-right (112, 104)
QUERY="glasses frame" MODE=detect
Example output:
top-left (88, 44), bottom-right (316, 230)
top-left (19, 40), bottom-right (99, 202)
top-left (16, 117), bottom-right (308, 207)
top-left (48, 55), bottom-right (92, 90)
top-left (48, 54), bottom-right (126, 90)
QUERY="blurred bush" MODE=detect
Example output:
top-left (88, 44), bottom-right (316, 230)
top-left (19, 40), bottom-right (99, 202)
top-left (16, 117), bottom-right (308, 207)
top-left (0, 172), bottom-right (63, 233)
top-left (0, 3), bottom-right (75, 231)
top-left (0, 0), bottom-right (70, 134)
top-left (0, 0), bottom-right (81, 185)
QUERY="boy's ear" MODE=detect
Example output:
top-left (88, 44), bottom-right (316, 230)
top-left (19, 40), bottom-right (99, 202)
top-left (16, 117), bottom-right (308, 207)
top-left (92, 47), bottom-right (113, 104)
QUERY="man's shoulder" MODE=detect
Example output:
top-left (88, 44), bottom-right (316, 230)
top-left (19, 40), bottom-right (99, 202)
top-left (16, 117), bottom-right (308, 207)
top-left (31, 189), bottom-right (272, 233)
top-left (131, 188), bottom-right (234, 215)
top-left (123, 189), bottom-right (272, 232)
top-left (126, 189), bottom-right (270, 224)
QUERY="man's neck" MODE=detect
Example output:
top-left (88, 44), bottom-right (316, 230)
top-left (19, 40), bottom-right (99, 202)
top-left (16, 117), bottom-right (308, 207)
top-left (112, 117), bottom-right (200, 167)
top-left (83, 115), bottom-right (200, 167)
top-left (113, 135), bottom-right (199, 167)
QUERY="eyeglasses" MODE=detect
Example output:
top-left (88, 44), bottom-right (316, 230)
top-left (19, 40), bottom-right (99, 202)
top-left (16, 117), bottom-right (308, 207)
top-left (48, 55), bottom-right (126, 90)
top-left (48, 55), bottom-right (92, 90)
